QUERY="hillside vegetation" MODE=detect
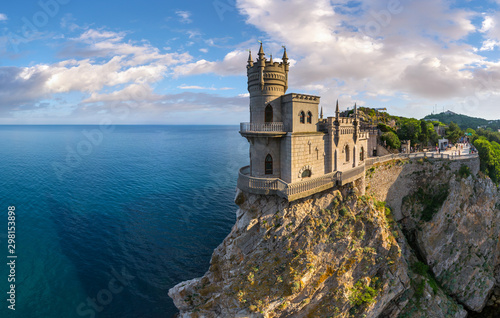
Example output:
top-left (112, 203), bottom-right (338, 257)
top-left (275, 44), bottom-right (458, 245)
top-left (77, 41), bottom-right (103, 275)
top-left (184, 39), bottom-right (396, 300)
top-left (423, 112), bottom-right (500, 131)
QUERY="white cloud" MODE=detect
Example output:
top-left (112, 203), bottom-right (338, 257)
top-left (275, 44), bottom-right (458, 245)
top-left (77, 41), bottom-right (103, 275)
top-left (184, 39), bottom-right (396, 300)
top-left (0, 28), bottom-right (193, 112)
top-left (199, 48), bottom-right (208, 53)
top-left (178, 85), bottom-right (234, 90)
top-left (481, 16), bottom-right (495, 33)
top-left (176, 10), bottom-right (192, 24)
top-left (480, 39), bottom-right (500, 51)
top-left (178, 85), bottom-right (216, 90)
top-left (0, 13), bottom-right (7, 21)
top-left (226, 0), bottom-right (498, 118)
top-left (173, 49), bottom-right (247, 77)
top-left (479, 13), bottom-right (500, 52)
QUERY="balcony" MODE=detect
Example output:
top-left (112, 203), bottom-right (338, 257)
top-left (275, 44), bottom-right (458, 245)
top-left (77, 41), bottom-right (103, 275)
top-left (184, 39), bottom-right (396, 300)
top-left (239, 122), bottom-right (287, 138)
top-left (237, 166), bottom-right (341, 202)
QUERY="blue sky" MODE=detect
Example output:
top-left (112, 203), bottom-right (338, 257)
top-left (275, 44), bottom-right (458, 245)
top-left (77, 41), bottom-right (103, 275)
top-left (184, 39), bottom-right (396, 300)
top-left (1, 0), bottom-right (500, 124)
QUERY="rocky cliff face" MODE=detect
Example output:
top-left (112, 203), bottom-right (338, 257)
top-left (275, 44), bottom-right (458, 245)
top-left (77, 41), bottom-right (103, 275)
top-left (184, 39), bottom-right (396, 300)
top-left (169, 157), bottom-right (499, 317)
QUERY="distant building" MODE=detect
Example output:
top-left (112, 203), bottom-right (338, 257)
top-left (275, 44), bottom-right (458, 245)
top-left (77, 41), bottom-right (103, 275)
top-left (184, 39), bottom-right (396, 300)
top-left (434, 123), bottom-right (446, 137)
top-left (439, 139), bottom-right (449, 150)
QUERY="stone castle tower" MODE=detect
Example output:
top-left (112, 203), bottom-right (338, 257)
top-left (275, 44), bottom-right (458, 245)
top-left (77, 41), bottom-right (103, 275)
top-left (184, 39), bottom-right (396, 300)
top-left (239, 44), bottom-right (369, 201)
top-left (246, 43), bottom-right (289, 124)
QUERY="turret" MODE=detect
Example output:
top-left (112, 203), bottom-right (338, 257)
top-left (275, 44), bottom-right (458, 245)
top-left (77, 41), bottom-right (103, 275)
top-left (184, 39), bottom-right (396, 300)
top-left (247, 50), bottom-right (253, 68)
top-left (282, 47), bottom-right (289, 70)
top-left (258, 43), bottom-right (265, 90)
top-left (282, 47), bottom-right (289, 92)
top-left (335, 100), bottom-right (339, 122)
top-left (353, 103), bottom-right (358, 142)
top-left (246, 44), bottom-right (289, 96)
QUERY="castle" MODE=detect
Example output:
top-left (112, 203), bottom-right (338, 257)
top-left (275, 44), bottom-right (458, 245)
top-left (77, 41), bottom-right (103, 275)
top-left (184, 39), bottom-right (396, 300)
top-left (238, 44), bottom-right (372, 201)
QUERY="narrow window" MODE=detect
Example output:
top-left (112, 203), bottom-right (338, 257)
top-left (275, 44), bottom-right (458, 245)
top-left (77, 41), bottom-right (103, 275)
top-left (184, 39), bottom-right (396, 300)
top-left (360, 147), bottom-right (364, 161)
top-left (300, 111), bottom-right (305, 124)
top-left (345, 145), bottom-right (350, 162)
top-left (265, 154), bottom-right (273, 175)
top-left (307, 111), bottom-right (312, 124)
top-left (302, 169), bottom-right (311, 178)
top-left (265, 105), bottom-right (273, 123)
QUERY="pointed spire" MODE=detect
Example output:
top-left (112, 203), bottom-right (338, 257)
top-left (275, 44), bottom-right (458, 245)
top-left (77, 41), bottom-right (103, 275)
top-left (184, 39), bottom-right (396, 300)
top-left (320, 106), bottom-right (323, 119)
top-left (335, 100), bottom-right (339, 116)
top-left (282, 45), bottom-right (289, 74)
top-left (354, 103), bottom-right (358, 119)
top-left (247, 50), bottom-right (253, 67)
top-left (258, 42), bottom-right (265, 58)
top-left (269, 54), bottom-right (273, 64)
top-left (258, 42), bottom-right (266, 68)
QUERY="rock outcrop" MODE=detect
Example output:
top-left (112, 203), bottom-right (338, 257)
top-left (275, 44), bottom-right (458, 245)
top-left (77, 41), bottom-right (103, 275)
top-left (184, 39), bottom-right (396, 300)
top-left (169, 157), bottom-right (499, 317)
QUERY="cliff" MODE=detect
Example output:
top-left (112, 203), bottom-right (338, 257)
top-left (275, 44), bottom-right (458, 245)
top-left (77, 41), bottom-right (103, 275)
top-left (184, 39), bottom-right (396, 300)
top-left (169, 157), bottom-right (500, 317)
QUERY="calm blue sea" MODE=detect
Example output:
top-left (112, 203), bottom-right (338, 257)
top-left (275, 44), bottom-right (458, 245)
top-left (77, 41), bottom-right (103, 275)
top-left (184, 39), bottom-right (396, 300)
top-left (0, 125), bottom-right (248, 318)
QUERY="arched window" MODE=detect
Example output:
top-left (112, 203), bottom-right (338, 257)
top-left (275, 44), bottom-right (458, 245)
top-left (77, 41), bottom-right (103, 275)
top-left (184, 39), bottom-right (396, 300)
top-left (301, 169), bottom-right (312, 178)
top-left (307, 111), bottom-right (312, 124)
top-left (265, 154), bottom-right (273, 175)
top-left (360, 147), bottom-right (365, 161)
top-left (299, 111), bottom-right (305, 124)
top-left (345, 145), bottom-right (350, 162)
top-left (265, 105), bottom-right (273, 123)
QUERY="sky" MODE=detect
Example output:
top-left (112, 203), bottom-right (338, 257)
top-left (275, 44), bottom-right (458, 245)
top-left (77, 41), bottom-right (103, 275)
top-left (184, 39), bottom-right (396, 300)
top-left (1, 0), bottom-right (500, 124)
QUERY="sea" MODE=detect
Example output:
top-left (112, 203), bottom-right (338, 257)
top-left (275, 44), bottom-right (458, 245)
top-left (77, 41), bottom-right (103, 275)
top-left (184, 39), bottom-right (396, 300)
top-left (0, 125), bottom-right (249, 318)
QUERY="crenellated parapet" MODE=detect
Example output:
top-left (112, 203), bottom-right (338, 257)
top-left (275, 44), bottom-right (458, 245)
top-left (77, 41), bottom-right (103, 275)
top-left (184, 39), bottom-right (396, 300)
top-left (247, 43), bottom-right (289, 95)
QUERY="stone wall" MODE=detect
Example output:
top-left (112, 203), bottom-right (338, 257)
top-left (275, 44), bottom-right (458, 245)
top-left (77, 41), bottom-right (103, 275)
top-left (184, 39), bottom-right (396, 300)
top-left (289, 133), bottom-right (326, 183)
top-left (249, 95), bottom-right (283, 125)
top-left (365, 156), bottom-right (480, 220)
top-left (249, 137), bottom-right (282, 178)
top-left (335, 133), bottom-right (369, 173)
top-left (281, 95), bottom-right (320, 133)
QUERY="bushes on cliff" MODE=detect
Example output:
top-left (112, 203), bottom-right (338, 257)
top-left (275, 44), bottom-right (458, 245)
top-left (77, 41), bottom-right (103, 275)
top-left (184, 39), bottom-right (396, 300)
top-left (381, 131), bottom-right (401, 150)
top-left (377, 123), bottom-right (396, 134)
top-left (408, 184), bottom-right (449, 222)
top-left (473, 137), bottom-right (500, 184)
top-left (457, 165), bottom-right (471, 179)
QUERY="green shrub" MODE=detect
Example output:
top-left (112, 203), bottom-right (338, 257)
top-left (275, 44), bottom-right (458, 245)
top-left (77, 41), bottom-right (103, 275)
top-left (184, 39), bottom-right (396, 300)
top-left (381, 131), bottom-right (401, 150)
top-left (457, 165), bottom-right (471, 179)
top-left (349, 279), bottom-right (379, 307)
top-left (413, 185), bottom-right (449, 222)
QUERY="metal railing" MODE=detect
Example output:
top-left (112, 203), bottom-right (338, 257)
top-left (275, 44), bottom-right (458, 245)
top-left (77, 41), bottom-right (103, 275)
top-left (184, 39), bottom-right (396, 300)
top-left (281, 172), bottom-right (339, 197)
top-left (238, 166), bottom-right (344, 200)
top-left (365, 152), bottom-right (478, 167)
top-left (237, 151), bottom-right (479, 201)
top-left (240, 122), bottom-right (285, 133)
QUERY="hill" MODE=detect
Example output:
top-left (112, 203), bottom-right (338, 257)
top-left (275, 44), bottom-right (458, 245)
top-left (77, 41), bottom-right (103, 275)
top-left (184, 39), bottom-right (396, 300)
top-left (423, 111), bottom-right (500, 130)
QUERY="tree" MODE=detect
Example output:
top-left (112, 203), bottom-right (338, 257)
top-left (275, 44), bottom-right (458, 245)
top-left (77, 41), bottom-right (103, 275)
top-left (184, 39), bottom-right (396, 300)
top-left (381, 132), bottom-right (401, 150)
top-left (397, 118), bottom-right (421, 147)
top-left (377, 123), bottom-right (396, 134)
top-left (419, 119), bottom-right (431, 146)
top-left (474, 137), bottom-right (500, 184)
top-left (445, 122), bottom-right (463, 144)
